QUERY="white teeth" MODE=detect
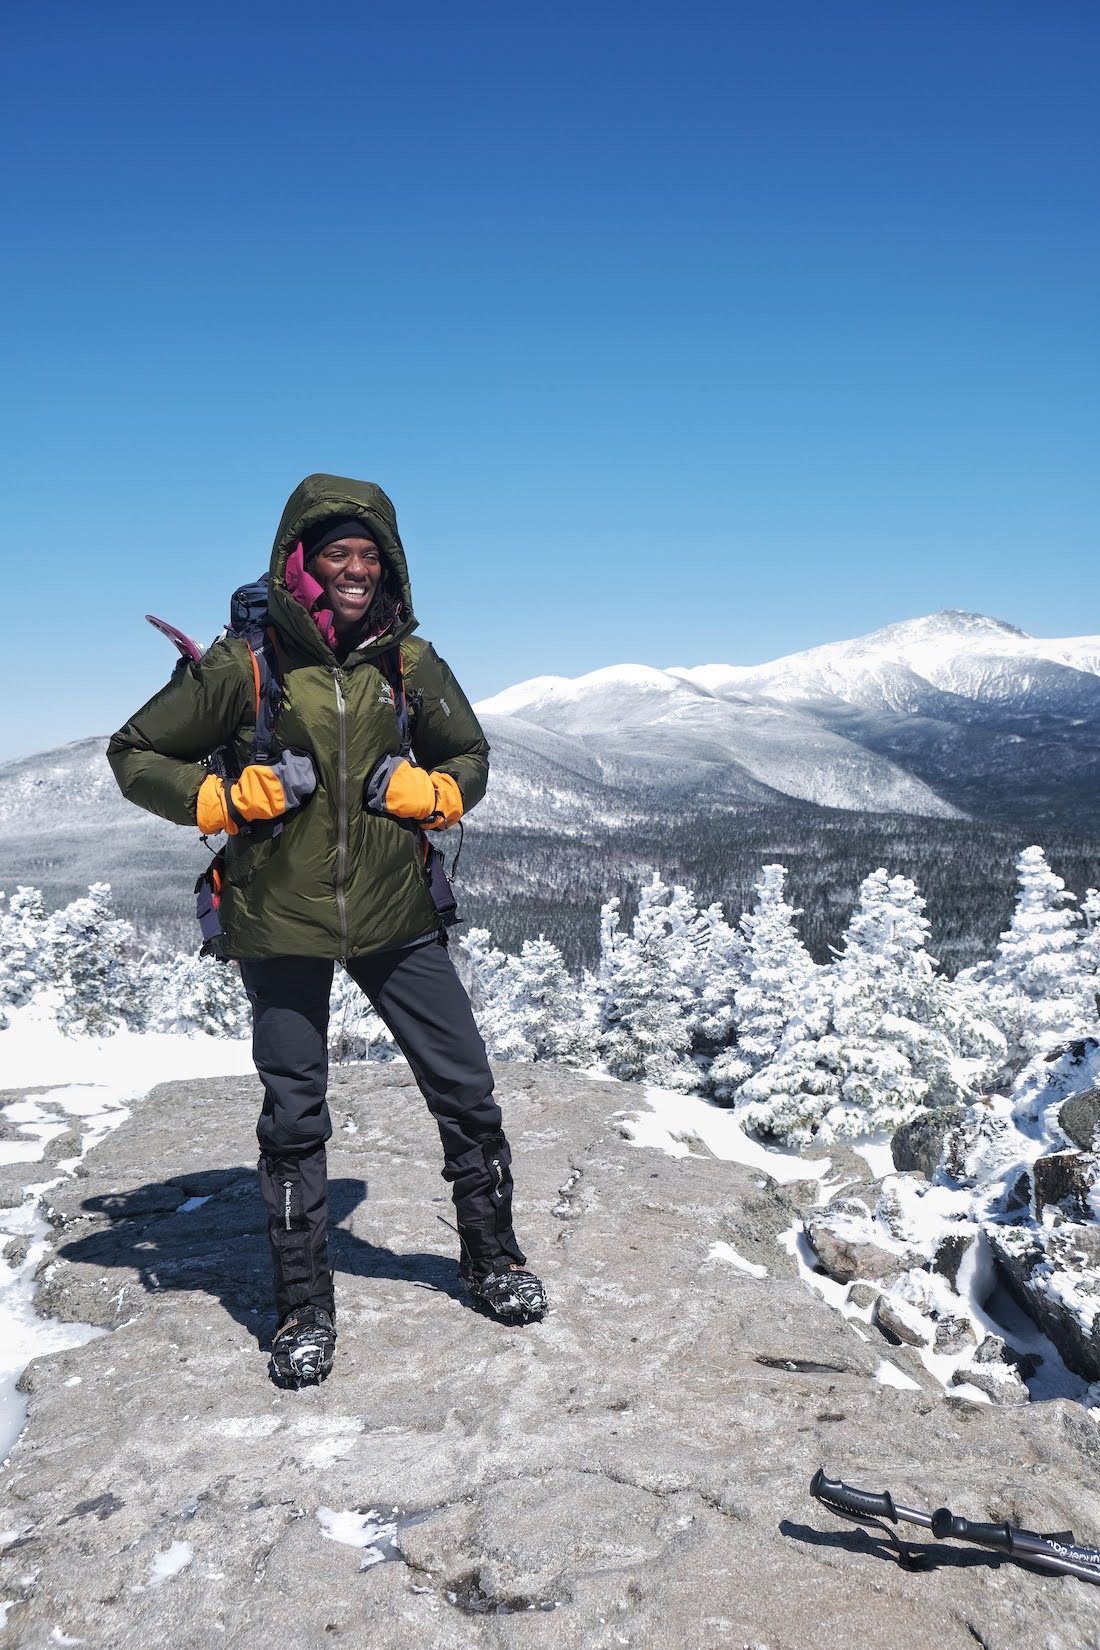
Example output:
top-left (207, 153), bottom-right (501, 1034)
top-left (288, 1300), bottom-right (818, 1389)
top-left (339, 587), bottom-right (367, 596)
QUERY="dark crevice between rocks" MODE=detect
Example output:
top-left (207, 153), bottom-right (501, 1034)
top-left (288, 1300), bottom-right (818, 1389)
top-left (966, 1622), bottom-right (992, 1650)
top-left (442, 1575), bottom-right (562, 1615)
top-left (755, 1356), bottom-right (850, 1376)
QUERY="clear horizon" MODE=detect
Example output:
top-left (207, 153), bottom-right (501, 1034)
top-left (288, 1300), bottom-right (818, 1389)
top-left (1, 0), bottom-right (1096, 760)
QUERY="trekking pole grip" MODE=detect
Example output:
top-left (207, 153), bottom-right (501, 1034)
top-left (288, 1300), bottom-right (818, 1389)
top-left (811, 1468), bottom-right (899, 1524)
top-left (930, 1509), bottom-right (1013, 1552)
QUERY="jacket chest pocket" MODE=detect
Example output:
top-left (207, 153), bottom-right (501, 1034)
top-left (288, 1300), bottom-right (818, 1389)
top-left (345, 672), bottom-right (405, 771)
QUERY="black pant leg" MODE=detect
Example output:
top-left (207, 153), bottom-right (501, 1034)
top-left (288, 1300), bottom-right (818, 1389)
top-left (240, 956), bottom-right (335, 1156)
top-left (240, 957), bottom-right (336, 1320)
top-left (345, 940), bottom-right (526, 1275)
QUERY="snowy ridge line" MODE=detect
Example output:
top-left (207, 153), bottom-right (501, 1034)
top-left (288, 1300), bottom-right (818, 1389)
top-left (476, 610), bottom-right (1100, 718)
top-left (0, 1010), bottom-right (255, 1461)
top-left (471, 610), bottom-right (1100, 823)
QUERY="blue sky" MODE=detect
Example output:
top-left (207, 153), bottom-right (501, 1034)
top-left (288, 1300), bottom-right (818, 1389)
top-left (0, 0), bottom-right (1096, 759)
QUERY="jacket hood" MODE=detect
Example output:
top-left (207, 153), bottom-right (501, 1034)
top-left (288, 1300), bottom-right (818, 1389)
top-left (267, 473), bottom-right (418, 662)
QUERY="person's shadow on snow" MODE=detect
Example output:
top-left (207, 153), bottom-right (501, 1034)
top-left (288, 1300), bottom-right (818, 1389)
top-left (55, 1170), bottom-right (468, 1348)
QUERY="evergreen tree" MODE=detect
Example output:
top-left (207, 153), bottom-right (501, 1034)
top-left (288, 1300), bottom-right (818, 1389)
top-left (460, 928), bottom-right (596, 1064)
top-left (688, 900), bottom-right (744, 1058)
top-left (145, 953), bottom-right (251, 1037)
top-left (737, 869), bottom-right (972, 1144)
top-left (0, 886), bottom-right (51, 1012)
top-left (982, 845), bottom-right (1091, 1069)
top-left (44, 883), bottom-right (140, 1036)
top-left (734, 971), bottom-right (842, 1146)
top-left (328, 966), bottom-right (397, 1064)
top-left (459, 927), bottom-right (510, 1023)
top-left (931, 970), bottom-right (1007, 1099)
top-left (595, 877), bottom-right (699, 1087)
top-left (708, 864), bottom-right (814, 1100)
top-left (1079, 888), bottom-right (1100, 1019)
top-left (826, 869), bottom-right (956, 1131)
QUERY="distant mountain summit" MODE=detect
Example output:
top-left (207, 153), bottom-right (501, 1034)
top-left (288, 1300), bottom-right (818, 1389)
top-left (480, 610), bottom-right (1100, 720)
top-left (475, 610), bottom-right (1100, 826)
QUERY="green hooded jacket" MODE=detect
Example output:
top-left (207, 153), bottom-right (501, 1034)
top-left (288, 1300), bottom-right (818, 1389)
top-left (107, 474), bottom-right (489, 959)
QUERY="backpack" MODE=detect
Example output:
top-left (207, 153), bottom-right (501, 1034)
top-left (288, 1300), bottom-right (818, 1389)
top-left (148, 576), bottom-right (459, 957)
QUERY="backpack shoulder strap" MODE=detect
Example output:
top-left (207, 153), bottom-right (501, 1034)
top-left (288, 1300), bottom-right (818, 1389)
top-left (379, 644), bottom-right (412, 757)
top-left (242, 623), bottom-right (283, 763)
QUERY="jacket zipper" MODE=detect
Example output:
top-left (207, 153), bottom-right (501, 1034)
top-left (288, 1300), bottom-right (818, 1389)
top-left (330, 667), bottom-right (349, 958)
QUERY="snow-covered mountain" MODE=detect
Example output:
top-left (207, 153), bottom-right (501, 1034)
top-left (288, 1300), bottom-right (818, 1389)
top-left (476, 611), bottom-right (1100, 827)
top-left (3, 611), bottom-right (1099, 956)
top-left (480, 611), bottom-right (1100, 723)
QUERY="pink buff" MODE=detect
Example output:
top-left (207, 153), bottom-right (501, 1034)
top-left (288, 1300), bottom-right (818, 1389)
top-left (285, 540), bottom-right (338, 648)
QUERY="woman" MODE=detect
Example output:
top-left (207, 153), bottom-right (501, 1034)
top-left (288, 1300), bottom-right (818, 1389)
top-left (108, 472), bottom-right (546, 1386)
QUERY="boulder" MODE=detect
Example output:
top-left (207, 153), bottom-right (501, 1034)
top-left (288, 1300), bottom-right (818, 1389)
top-left (872, 1292), bottom-right (931, 1347)
top-left (1032, 1150), bottom-right (1099, 1221)
top-left (804, 1215), bottom-right (920, 1286)
top-left (933, 1315), bottom-right (975, 1355)
top-left (891, 1105), bottom-right (968, 1180)
top-left (931, 1231), bottom-right (974, 1286)
top-left (987, 1223), bottom-right (1100, 1383)
top-left (1059, 1086), bottom-right (1100, 1152)
top-left (972, 1334), bottom-right (1038, 1377)
top-left (951, 1364), bottom-right (1030, 1406)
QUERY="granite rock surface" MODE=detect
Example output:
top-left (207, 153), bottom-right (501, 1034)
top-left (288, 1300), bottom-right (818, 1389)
top-left (2, 1065), bottom-right (1099, 1649)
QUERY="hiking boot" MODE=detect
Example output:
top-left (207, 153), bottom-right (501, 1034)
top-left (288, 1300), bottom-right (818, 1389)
top-left (270, 1305), bottom-right (336, 1386)
top-left (462, 1263), bottom-right (548, 1322)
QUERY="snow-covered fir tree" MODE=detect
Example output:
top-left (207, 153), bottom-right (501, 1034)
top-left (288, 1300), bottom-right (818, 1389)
top-left (328, 966), bottom-right (398, 1064)
top-left (595, 876), bottom-right (700, 1087)
top-left (0, 886), bottom-right (51, 1015)
top-left (737, 869), bottom-right (975, 1145)
top-left (44, 882), bottom-right (141, 1036)
top-left (930, 969), bottom-right (1007, 1099)
top-left (145, 952), bottom-right (251, 1037)
top-left (827, 869), bottom-right (962, 1129)
top-left (707, 864), bottom-right (815, 1101)
top-left (734, 969), bottom-right (841, 1146)
top-left (686, 900), bottom-right (744, 1059)
top-left (1079, 888), bottom-right (1100, 1010)
top-left (461, 928), bottom-right (596, 1065)
top-left (978, 845), bottom-right (1092, 1072)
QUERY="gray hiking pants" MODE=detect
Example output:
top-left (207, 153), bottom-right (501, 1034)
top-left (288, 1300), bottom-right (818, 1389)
top-left (239, 937), bottom-right (525, 1321)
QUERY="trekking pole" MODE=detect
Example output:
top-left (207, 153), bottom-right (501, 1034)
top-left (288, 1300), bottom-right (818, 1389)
top-left (810, 1468), bottom-right (1100, 1585)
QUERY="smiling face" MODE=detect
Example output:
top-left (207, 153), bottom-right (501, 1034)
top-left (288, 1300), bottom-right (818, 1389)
top-left (310, 536), bottom-right (383, 636)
